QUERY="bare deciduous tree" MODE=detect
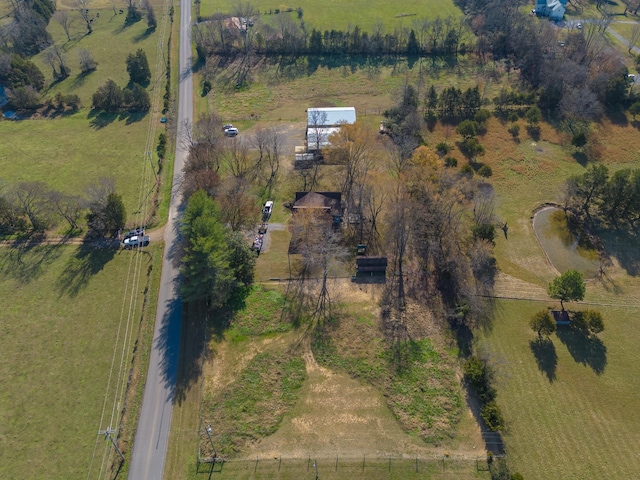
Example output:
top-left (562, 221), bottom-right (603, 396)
top-left (251, 127), bottom-right (282, 195)
top-left (13, 181), bottom-right (54, 231)
top-left (50, 191), bottom-right (83, 231)
top-left (75, 0), bottom-right (94, 34)
top-left (53, 10), bottom-right (74, 41)
top-left (44, 44), bottom-right (70, 79)
top-left (77, 48), bottom-right (97, 73)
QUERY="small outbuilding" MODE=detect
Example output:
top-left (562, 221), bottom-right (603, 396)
top-left (354, 256), bottom-right (388, 282)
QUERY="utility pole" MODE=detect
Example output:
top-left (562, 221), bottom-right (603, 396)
top-left (98, 427), bottom-right (125, 462)
top-left (205, 424), bottom-right (217, 480)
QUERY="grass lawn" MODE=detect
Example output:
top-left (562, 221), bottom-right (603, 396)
top-left (199, 0), bottom-right (462, 32)
top-left (478, 299), bottom-right (640, 479)
top-left (426, 116), bottom-right (640, 285)
top-left (0, 243), bottom-right (162, 479)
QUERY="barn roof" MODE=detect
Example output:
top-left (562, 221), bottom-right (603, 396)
top-left (307, 107), bottom-right (356, 127)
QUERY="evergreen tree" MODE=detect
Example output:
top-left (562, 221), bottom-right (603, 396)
top-left (126, 49), bottom-right (151, 86)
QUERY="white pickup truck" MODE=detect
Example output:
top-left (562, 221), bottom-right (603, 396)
top-left (123, 235), bottom-right (150, 248)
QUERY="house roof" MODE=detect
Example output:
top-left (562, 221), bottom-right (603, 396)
top-left (307, 107), bottom-right (356, 127)
top-left (293, 192), bottom-right (342, 215)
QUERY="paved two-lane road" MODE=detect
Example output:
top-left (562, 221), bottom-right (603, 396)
top-left (127, 0), bottom-right (193, 477)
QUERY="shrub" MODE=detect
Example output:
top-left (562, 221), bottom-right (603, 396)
top-left (481, 401), bottom-right (505, 431)
top-left (526, 124), bottom-right (541, 139)
top-left (436, 141), bottom-right (450, 155)
top-left (507, 111), bottom-right (519, 123)
top-left (473, 223), bottom-right (495, 243)
top-left (508, 124), bottom-right (520, 138)
top-left (444, 157), bottom-right (458, 168)
top-left (157, 133), bottom-right (167, 158)
top-left (456, 119), bottom-right (478, 139)
top-left (478, 165), bottom-right (493, 177)
top-left (459, 137), bottom-right (485, 159)
top-left (460, 163), bottom-right (474, 177)
top-left (463, 356), bottom-right (496, 403)
top-left (202, 79), bottom-right (212, 96)
top-left (474, 108), bottom-right (491, 125)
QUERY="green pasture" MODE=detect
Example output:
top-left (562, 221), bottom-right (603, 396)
top-left (199, 0), bottom-right (462, 32)
top-left (0, 4), bottom-right (169, 222)
top-left (0, 243), bottom-right (162, 480)
top-left (0, 116), bottom-right (155, 219)
top-left (36, 6), bottom-right (167, 105)
top-left (478, 299), bottom-right (640, 480)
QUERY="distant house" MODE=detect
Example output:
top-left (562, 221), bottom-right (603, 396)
top-left (534, 0), bottom-right (566, 20)
top-left (306, 107), bottom-right (356, 151)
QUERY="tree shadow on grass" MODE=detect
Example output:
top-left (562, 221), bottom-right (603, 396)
top-left (123, 111), bottom-right (146, 125)
top-left (529, 338), bottom-right (557, 382)
top-left (0, 234), bottom-right (65, 283)
top-left (605, 105), bottom-right (629, 127)
top-left (88, 109), bottom-right (118, 129)
top-left (133, 26), bottom-right (155, 43)
top-left (56, 240), bottom-right (118, 297)
top-left (556, 325), bottom-right (607, 374)
top-left (572, 151), bottom-right (588, 166)
top-left (598, 228), bottom-right (640, 276)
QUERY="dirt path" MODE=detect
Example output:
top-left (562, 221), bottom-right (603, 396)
top-left (0, 225), bottom-right (166, 249)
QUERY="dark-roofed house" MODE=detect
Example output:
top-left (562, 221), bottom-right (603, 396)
top-left (288, 192), bottom-right (343, 254)
top-left (293, 191), bottom-right (343, 217)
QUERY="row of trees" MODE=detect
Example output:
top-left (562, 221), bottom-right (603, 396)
top-left (193, 11), bottom-right (469, 60)
top-left (0, 177), bottom-right (125, 237)
top-left (565, 164), bottom-right (640, 228)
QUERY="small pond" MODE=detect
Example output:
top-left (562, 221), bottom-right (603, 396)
top-left (532, 207), bottom-right (600, 278)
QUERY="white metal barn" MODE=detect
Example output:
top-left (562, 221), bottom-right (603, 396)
top-left (306, 107), bottom-right (356, 151)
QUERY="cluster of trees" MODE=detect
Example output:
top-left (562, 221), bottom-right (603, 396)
top-left (456, 0), bottom-right (630, 124)
top-left (0, 177), bottom-right (125, 237)
top-left (181, 113), bottom-right (280, 226)
top-left (92, 79), bottom-right (150, 113)
top-left (179, 117), bottom-right (263, 312)
top-left (91, 50), bottom-right (152, 113)
top-left (0, 53), bottom-right (45, 109)
top-left (532, 270), bottom-right (604, 335)
top-left (0, 0), bottom-right (55, 57)
top-left (565, 164), bottom-right (640, 228)
top-left (193, 10), bottom-right (469, 60)
top-left (180, 190), bottom-right (256, 309)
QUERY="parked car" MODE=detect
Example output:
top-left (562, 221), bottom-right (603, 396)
top-left (222, 124), bottom-right (233, 132)
top-left (224, 127), bottom-right (239, 137)
top-left (123, 235), bottom-right (150, 248)
top-left (123, 227), bottom-right (144, 240)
